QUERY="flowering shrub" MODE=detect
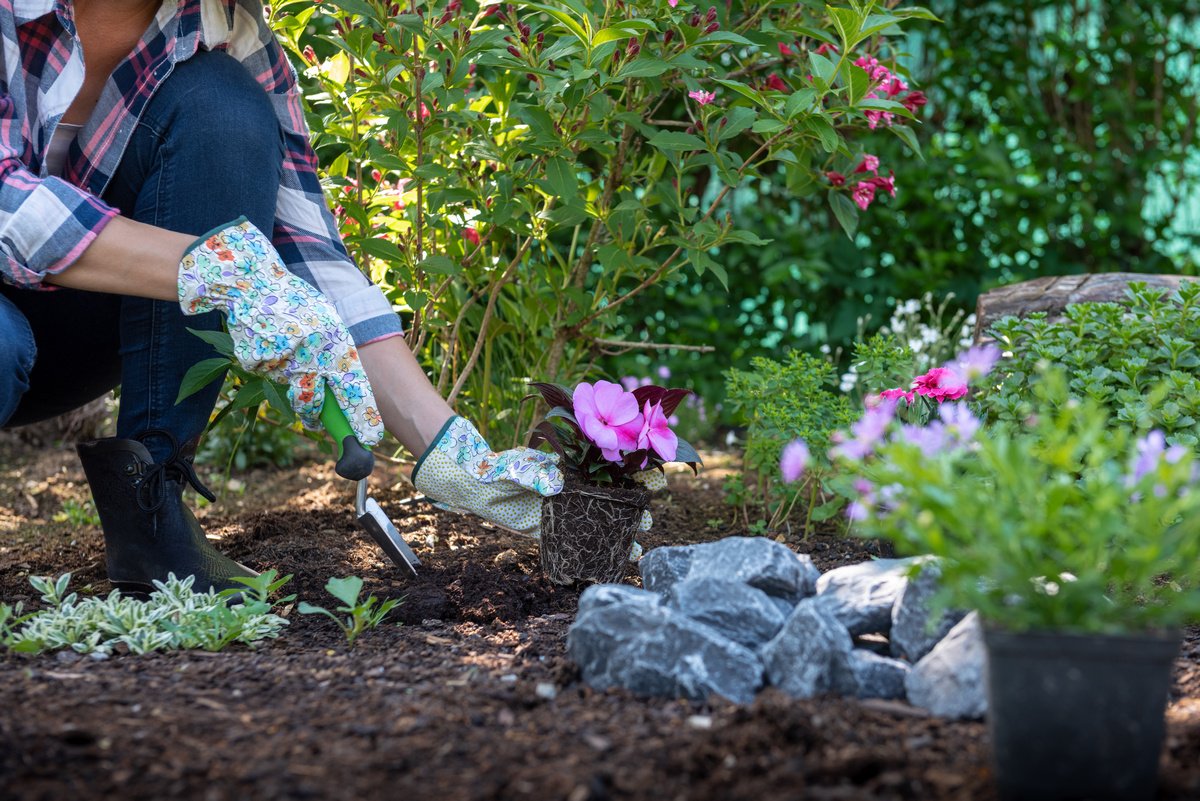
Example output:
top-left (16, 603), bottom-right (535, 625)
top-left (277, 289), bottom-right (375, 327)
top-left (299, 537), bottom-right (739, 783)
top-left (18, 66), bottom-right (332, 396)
top-left (270, 0), bottom-right (933, 444)
top-left (820, 368), bottom-right (1200, 634)
top-left (528, 379), bottom-right (700, 483)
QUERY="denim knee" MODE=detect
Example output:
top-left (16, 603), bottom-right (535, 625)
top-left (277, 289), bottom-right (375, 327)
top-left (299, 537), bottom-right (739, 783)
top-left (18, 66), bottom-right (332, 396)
top-left (144, 49), bottom-right (284, 174)
top-left (0, 294), bottom-right (36, 427)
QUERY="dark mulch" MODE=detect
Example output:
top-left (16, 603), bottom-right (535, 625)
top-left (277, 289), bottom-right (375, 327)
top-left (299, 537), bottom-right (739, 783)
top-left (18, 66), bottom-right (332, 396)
top-left (1, 441), bottom-right (1198, 801)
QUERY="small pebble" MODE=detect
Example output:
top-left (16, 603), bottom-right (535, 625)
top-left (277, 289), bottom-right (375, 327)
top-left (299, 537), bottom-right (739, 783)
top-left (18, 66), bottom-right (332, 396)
top-left (686, 715), bottom-right (713, 730)
top-left (535, 682), bottom-right (558, 700)
top-left (499, 673), bottom-right (518, 683)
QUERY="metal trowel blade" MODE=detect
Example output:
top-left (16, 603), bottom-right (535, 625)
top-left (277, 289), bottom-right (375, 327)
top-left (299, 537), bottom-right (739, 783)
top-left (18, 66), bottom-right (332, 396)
top-left (358, 496), bottom-right (421, 575)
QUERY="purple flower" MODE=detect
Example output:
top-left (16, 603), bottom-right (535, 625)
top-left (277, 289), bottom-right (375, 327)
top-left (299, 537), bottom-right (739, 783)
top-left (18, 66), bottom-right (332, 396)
top-left (1130, 430), bottom-right (1166, 484)
top-left (938, 402), bottom-right (980, 443)
top-left (780, 440), bottom-right (810, 483)
top-left (637, 401), bottom-right (678, 462)
top-left (619, 376), bottom-right (639, 392)
top-left (657, 365), bottom-right (672, 380)
top-left (846, 501), bottom-right (870, 521)
top-left (831, 399), bottom-right (896, 460)
top-left (897, 422), bottom-right (948, 453)
top-left (573, 380), bottom-right (644, 461)
top-left (945, 344), bottom-right (1001, 386)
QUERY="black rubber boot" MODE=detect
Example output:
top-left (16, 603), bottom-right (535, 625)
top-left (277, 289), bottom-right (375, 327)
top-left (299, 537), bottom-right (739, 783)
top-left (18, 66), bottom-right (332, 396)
top-left (76, 430), bottom-right (257, 596)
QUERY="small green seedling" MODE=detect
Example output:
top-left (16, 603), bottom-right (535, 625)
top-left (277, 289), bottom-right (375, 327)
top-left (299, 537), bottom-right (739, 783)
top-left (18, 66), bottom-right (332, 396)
top-left (298, 576), bottom-right (402, 647)
top-left (52, 499), bottom-right (100, 527)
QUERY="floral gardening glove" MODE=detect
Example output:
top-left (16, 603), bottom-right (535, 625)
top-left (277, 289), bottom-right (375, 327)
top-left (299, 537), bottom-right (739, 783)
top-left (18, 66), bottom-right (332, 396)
top-left (411, 416), bottom-right (563, 535)
top-left (177, 218), bottom-right (383, 446)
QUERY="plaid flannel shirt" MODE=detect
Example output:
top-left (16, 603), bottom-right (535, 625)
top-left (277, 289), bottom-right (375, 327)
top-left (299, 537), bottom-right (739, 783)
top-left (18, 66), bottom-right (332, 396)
top-left (0, 0), bottom-right (402, 345)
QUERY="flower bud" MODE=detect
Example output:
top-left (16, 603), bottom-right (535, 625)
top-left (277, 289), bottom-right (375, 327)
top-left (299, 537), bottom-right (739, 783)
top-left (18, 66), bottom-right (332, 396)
top-left (663, 29), bottom-right (674, 45)
top-left (302, 45), bottom-right (316, 63)
top-left (703, 21), bottom-right (719, 33)
top-left (507, 44), bottom-right (521, 58)
top-left (705, 6), bottom-right (717, 22)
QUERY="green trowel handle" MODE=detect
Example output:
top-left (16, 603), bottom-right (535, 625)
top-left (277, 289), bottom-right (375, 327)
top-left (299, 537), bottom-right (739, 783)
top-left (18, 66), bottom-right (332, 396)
top-left (319, 383), bottom-right (375, 481)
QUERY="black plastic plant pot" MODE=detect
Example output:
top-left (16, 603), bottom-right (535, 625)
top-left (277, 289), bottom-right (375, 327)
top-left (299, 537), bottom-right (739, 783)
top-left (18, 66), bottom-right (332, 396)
top-left (983, 626), bottom-right (1180, 801)
top-left (539, 472), bottom-right (649, 586)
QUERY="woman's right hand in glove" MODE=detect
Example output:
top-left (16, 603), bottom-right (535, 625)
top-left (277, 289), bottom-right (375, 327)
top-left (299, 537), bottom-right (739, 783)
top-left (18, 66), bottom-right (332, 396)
top-left (176, 218), bottom-right (383, 446)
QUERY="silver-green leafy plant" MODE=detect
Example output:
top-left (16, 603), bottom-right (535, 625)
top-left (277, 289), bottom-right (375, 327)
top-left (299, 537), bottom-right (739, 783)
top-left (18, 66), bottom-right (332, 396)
top-left (2, 571), bottom-right (294, 657)
top-left (298, 576), bottom-right (402, 647)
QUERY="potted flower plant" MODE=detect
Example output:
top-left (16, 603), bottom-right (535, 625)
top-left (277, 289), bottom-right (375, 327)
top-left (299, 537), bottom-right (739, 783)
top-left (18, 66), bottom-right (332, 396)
top-left (528, 380), bottom-right (701, 585)
top-left (818, 362), bottom-right (1200, 801)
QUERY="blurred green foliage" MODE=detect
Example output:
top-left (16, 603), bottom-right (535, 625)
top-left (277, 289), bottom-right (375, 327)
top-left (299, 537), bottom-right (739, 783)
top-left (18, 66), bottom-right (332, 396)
top-left (609, 1), bottom-right (1200, 406)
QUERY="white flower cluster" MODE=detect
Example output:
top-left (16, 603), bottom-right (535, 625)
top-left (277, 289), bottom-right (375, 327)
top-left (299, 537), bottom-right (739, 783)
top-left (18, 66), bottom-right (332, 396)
top-left (839, 292), bottom-right (976, 392)
top-left (1, 573), bottom-right (288, 657)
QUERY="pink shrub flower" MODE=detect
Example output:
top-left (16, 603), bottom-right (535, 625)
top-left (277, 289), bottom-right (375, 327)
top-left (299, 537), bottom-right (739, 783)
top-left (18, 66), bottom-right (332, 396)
top-left (815, 42), bottom-right (838, 56)
top-left (573, 380), bottom-right (644, 461)
top-left (637, 401), bottom-right (678, 462)
top-left (688, 89), bottom-right (716, 105)
top-left (867, 172), bottom-right (896, 198)
top-left (780, 440), bottom-right (810, 483)
top-left (852, 181), bottom-right (876, 211)
top-left (765, 73), bottom-right (789, 92)
top-left (826, 171), bottom-right (846, 186)
top-left (912, 367), bottom-right (968, 402)
top-left (778, 42), bottom-right (796, 57)
top-left (668, 0), bottom-right (678, 6)
top-left (903, 91), bottom-right (927, 113)
top-left (462, 227), bottom-right (480, 246)
top-left (855, 154), bottom-right (880, 173)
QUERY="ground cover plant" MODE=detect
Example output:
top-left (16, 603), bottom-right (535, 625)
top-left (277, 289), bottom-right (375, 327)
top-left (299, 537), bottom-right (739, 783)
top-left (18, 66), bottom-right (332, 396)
top-left (298, 575), bottom-right (404, 646)
top-left (982, 282), bottom-right (1200, 445)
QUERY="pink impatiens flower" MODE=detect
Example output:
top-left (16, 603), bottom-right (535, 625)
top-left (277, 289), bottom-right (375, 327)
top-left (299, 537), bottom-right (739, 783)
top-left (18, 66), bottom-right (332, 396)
top-left (668, 0), bottom-right (678, 6)
top-left (637, 401), bottom-right (678, 462)
top-left (688, 89), bottom-right (716, 105)
top-left (573, 380), bottom-right (644, 461)
top-left (912, 367), bottom-right (968, 402)
top-left (780, 440), bottom-right (810, 483)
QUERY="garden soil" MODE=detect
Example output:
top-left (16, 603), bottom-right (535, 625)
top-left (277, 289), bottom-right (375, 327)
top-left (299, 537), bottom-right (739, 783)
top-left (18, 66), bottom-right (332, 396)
top-left (2, 438), bottom-right (1199, 801)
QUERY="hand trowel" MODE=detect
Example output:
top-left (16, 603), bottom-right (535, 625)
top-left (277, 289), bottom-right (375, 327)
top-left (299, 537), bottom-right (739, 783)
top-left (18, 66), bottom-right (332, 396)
top-left (319, 388), bottom-right (421, 576)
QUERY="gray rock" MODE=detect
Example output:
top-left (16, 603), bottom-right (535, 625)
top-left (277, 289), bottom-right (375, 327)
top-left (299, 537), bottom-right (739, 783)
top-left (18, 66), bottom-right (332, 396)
top-left (761, 598), bottom-right (853, 698)
top-left (834, 649), bottom-right (910, 700)
top-left (686, 537), bottom-right (821, 601)
top-left (816, 558), bottom-right (916, 636)
top-left (639, 545), bottom-right (696, 594)
top-left (890, 560), bottom-right (967, 662)
top-left (568, 604), bottom-right (763, 704)
top-left (577, 584), bottom-right (661, 617)
top-left (666, 577), bottom-right (786, 650)
top-left (770, 595), bottom-right (797, 620)
top-left (904, 612), bottom-right (986, 720)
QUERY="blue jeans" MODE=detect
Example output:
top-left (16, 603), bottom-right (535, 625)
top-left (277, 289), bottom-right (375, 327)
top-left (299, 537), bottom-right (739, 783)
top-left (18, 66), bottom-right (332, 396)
top-left (0, 49), bottom-right (284, 460)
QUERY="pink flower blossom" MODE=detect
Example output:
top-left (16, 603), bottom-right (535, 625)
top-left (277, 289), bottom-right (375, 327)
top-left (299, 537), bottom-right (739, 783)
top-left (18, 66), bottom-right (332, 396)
top-left (688, 89), bottom-right (716, 105)
top-left (778, 42), bottom-right (796, 57)
top-left (573, 380), bottom-right (644, 461)
top-left (462, 227), bottom-right (480, 246)
top-left (668, 0), bottom-right (678, 6)
top-left (765, 73), bottom-right (788, 92)
top-left (867, 172), bottom-right (896, 198)
top-left (883, 76), bottom-right (909, 98)
top-left (826, 171), bottom-right (846, 186)
top-left (780, 440), bottom-right (809, 483)
top-left (879, 387), bottom-right (915, 404)
top-left (903, 91), bottom-right (927, 113)
top-left (855, 154), bottom-right (880, 173)
top-left (852, 181), bottom-right (876, 211)
top-left (815, 42), bottom-right (838, 56)
top-left (637, 401), bottom-right (678, 462)
top-left (912, 367), bottom-right (968, 402)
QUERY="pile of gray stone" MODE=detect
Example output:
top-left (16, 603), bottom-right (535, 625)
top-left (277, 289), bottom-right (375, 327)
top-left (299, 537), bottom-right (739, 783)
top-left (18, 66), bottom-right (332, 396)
top-left (567, 536), bottom-right (986, 718)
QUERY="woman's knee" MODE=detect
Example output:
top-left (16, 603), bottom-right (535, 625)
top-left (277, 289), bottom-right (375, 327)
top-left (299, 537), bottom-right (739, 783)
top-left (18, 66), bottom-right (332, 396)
top-left (147, 49), bottom-right (284, 166)
top-left (0, 296), bottom-right (36, 426)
